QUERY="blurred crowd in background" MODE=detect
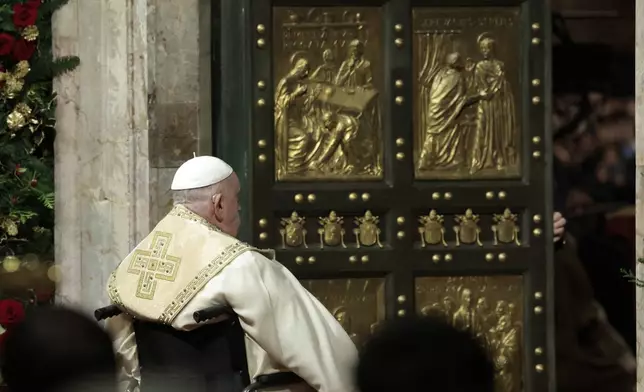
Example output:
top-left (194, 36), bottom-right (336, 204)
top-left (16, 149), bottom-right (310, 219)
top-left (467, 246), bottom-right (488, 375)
top-left (553, 92), bottom-right (635, 215)
top-left (551, 33), bottom-right (636, 353)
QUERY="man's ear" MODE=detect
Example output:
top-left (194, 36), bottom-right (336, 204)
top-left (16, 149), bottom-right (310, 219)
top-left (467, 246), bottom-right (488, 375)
top-left (212, 193), bottom-right (223, 211)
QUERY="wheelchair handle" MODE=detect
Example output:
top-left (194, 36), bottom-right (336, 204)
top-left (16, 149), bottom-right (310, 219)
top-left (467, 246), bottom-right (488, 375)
top-left (95, 304), bottom-right (233, 323)
top-left (243, 372), bottom-right (303, 392)
top-left (94, 304), bottom-right (122, 321)
top-left (193, 304), bottom-right (235, 323)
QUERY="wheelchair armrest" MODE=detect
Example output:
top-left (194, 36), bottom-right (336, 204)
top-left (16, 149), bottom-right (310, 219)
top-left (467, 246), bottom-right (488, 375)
top-left (94, 304), bottom-right (122, 321)
top-left (243, 372), bottom-right (303, 392)
top-left (193, 304), bottom-right (235, 323)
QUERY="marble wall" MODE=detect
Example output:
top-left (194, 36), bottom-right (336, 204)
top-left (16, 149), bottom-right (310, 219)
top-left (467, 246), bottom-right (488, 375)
top-left (52, 0), bottom-right (211, 310)
top-left (636, 0), bottom-right (644, 388)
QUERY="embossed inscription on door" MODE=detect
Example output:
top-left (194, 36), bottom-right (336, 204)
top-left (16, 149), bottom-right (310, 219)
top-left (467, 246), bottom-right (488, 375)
top-left (413, 8), bottom-right (521, 180)
top-left (301, 278), bottom-right (386, 346)
top-left (416, 275), bottom-right (523, 392)
top-left (273, 7), bottom-right (384, 181)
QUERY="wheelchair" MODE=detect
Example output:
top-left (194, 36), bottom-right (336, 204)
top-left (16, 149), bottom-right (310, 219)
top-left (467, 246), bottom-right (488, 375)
top-left (95, 304), bottom-right (302, 392)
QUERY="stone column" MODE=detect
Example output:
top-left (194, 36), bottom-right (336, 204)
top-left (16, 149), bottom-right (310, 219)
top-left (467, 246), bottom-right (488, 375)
top-left (147, 0), bottom-right (212, 226)
top-left (636, 0), bottom-right (644, 389)
top-left (52, 0), bottom-right (150, 311)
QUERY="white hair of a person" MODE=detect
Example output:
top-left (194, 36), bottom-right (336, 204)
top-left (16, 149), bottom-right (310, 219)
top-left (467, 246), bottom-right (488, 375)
top-left (172, 179), bottom-right (229, 206)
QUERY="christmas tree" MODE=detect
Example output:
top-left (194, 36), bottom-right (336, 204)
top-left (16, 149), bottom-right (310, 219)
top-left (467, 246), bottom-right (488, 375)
top-left (0, 0), bottom-right (79, 374)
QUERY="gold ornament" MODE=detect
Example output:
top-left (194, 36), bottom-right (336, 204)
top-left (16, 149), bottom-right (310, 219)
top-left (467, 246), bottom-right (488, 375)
top-left (7, 110), bottom-right (27, 130)
top-left (15, 102), bottom-right (32, 116)
top-left (21, 25), bottom-right (39, 42)
top-left (1, 217), bottom-right (18, 236)
top-left (14, 61), bottom-right (31, 79)
top-left (2, 255), bottom-right (21, 273)
top-left (4, 77), bottom-right (25, 99)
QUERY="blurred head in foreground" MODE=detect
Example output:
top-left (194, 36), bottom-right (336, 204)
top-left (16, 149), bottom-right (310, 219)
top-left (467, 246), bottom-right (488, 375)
top-left (357, 316), bottom-right (495, 392)
top-left (1, 306), bottom-right (116, 392)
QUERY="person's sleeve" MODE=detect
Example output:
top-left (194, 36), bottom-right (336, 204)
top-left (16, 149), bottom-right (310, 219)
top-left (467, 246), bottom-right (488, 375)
top-left (222, 251), bottom-right (358, 392)
top-left (105, 314), bottom-right (141, 392)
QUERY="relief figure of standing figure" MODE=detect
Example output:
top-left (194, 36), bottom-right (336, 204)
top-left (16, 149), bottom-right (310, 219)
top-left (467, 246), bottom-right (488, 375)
top-left (335, 40), bottom-right (373, 89)
top-left (490, 314), bottom-right (519, 392)
top-left (274, 57), bottom-right (316, 177)
top-left (311, 49), bottom-right (337, 84)
top-left (469, 33), bottom-right (518, 174)
top-left (452, 288), bottom-right (475, 331)
top-left (333, 39), bottom-right (382, 177)
top-left (417, 52), bottom-right (473, 171)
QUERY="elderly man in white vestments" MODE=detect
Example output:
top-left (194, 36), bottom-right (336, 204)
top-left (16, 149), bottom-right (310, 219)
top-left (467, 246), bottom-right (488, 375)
top-left (105, 156), bottom-right (358, 392)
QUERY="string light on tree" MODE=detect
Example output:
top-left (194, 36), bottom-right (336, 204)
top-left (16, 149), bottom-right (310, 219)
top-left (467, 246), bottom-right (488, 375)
top-left (2, 255), bottom-right (21, 273)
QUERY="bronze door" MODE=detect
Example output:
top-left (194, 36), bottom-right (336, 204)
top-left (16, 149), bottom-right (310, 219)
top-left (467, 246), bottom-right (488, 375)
top-left (216, 0), bottom-right (554, 391)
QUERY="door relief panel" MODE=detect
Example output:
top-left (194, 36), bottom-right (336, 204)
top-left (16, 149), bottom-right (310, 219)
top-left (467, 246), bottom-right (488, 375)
top-left (302, 277), bottom-right (386, 347)
top-left (273, 7), bottom-right (385, 182)
top-left (416, 275), bottom-right (524, 392)
top-left (413, 8), bottom-right (522, 180)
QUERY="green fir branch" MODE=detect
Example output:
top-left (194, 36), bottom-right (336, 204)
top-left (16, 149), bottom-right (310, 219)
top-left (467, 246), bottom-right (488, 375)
top-left (0, 4), bottom-right (12, 15)
top-left (40, 0), bottom-right (72, 17)
top-left (622, 268), bottom-right (644, 287)
top-left (38, 192), bottom-right (54, 209)
top-left (622, 258), bottom-right (644, 287)
top-left (8, 209), bottom-right (38, 224)
top-left (51, 56), bottom-right (80, 77)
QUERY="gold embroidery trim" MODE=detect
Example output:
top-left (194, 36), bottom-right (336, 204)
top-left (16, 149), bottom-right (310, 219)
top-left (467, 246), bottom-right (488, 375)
top-left (126, 231), bottom-right (182, 300)
top-left (168, 204), bottom-right (275, 262)
top-left (169, 205), bottom-right (262, 249)
top-left (158, 241), bottom-right (251, 324)
top-left (169, 205), bottom-right (220, 232)
top-left (110, 204), bottom-right (275, 323)
top-left (107, 272), bottom-right (124, 307)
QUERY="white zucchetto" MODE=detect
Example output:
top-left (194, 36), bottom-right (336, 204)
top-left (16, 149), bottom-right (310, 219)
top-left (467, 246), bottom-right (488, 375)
top-left (170, 155), bottom-right (234, 190)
